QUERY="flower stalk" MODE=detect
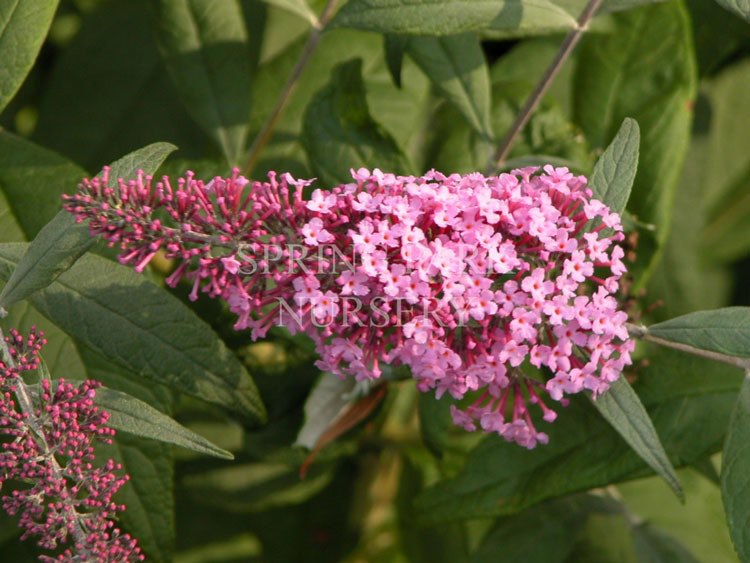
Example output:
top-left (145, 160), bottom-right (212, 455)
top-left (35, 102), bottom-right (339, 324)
top-left (241, 0), bottom-right (340, 177)
top-left (487, 0), bottom-right (604, 172)
top-left (626, 322), bottom-right (750, 370)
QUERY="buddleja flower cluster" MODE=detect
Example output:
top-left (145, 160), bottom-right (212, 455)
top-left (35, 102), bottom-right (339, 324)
top-left (64, 165), bottom-right (633, 448)
top-left (0, 328), bottom-right (143, 562)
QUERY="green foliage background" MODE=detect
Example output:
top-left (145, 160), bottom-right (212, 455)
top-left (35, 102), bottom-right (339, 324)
top-left (0, 0), bottom-right (749, 561)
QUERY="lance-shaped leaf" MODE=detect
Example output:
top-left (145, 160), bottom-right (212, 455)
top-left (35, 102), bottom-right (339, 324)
top-left (648, 307), bottom-right (750, 359)
top-left (106, 141), bottom-right (178, 181)
top-left (714, 0), bottom-right (750, 21)
top-left (407, 33), bottom-right (493, 139)
top-left (111, 434), bottom-right (174, 562)
top-left (591, 377), bottom-right (682, 499)
top-left (721, 371), bottom-right (750, 561)
top-left (0, 244), bottom-right (266, 423)
top-left (0, 0), bottom-right (59, 113)
top-left (302, 58), bottom-right (412, 185)
top-left (69, 339), bottom-right (178, 562)
top-left (0, 142), bottom-right (177, 311)
top-left (589, 117), bottom-right (640, 215)
top-left (330, 0), bottom-right (577, 36)
top-left (154, 0), bottom-right (253, 165)
top-left (96, 386), bottom-right (234, 460)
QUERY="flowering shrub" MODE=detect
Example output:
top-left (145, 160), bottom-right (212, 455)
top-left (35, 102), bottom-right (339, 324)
top-left (64, 165), bottom-right (634, 448)
top-left (0, 0), bottom-right (749, 561)
top-left (0, 329), bottom-right (142, 562)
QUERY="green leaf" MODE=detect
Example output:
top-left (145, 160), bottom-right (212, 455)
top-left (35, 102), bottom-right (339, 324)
top-left (714, 0), bottom-right (750, 21)
top-left (301, 58), bottom-right (412, 185)
top-left (0, 131), bottom-right (86, 238)
top-left (701, 167), bottom-right (750, 264)
top-left (573, 2), bottom-right (696, 286)
top-left (229, 464), bottom-right (358, 562)
top-left (0, 244), bottom-right (266, 423)
top-left (111, 434), bottom-right (175, 563)
top-left (407, 33), bottom-right (493, 139)
top-left (471, 497), bottom-right (594, 563)
top-left (591, 377), bottom-right (682, 500)
top-left (0, 213), bottom-right (92, 312)
top-left (0, 188), bottom-right (27, 243)
top-left (418, 392), bottom-right (453, 457)
top-left (722, 372), bottom-right (750, 561)
top-left (632, 523), bottom-right (700, 563)
top-left (619, 465), bottom-right (736, 562)
top-left (686, 0), bottom-right (750, 75)
top-left (153, 0), bottom-right (253, 165)
top-left (414, 350), bottom-right (742, 525)
top-left (648, 307), bottom-right (750, 359)
top-left (248, 30), bottom-right (429, 177)
top-left (259, 0), bottom-right (318, 25)
top-left (295, 373), bottom-right (357, 449)
top-left (0, 0), bottom-right (59, 113)
top-left (95, 386), bottom-right (233, 460)
top-left (700, 60), bottom-right (750, 212)
top-left (71, 346), bottom-right (177, 563)
top-left (700, 61), bottom-right (750, 264)
top-left (0, 142), bottom-right (177, 313)
top-left (384, 34), bottom-right (407, 88)
top-left (330, 0), bottom-right (577, 36)
top-left (106, 141), bottom-right (178, 181)
top-left (645, 83), bottom-right (733, 321)
top-left (32, 0), bottom-right (211, 170)
top-left (589, 118), bottom-right (639, 215)
top-left (691, 456), bottom-right (721, 486)
top-left (181, 459), bottom-right (335, 513)
top-left (396, 452), bottom-right (468, 563)
top-left (431, 46), bottom-right (591, 174)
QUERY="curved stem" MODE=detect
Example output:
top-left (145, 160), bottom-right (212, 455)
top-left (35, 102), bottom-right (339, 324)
top-left (486, 0), bottom-right (604, 173)
top-left (241, 0), bottom-right (340, 177)
top-left (626, 322), bottom-right (750, 370)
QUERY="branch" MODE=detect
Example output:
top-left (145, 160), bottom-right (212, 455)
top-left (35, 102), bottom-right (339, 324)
top-left (626, 322), bottom-right (750, 371)
top-left (241, 0), bottom-right (340, 177)
top-left (486, 0), bottom-right (604, 173)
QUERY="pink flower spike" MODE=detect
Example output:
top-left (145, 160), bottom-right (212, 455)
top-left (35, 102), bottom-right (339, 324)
top-left (64, 165), bottom-right (633, 450)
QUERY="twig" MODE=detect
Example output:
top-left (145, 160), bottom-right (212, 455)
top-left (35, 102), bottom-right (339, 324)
top-left (486, 0), bottom-right (604, 173)
top-left (241, 0), bottom-right (340, 177)
top-left (626, 322), bottom-right (750, 370)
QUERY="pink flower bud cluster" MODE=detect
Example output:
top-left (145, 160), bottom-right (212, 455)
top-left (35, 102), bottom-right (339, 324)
top-left (0, 328), bottom-right (143, 562)
top-left (64, 165), bottom-right (633, 448)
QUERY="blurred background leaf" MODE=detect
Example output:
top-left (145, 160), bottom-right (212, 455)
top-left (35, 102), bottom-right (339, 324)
top-left (0, 0), bottom-right (749, 560)
top-left (573, 0), bottom-right (697, 287)
top-left (0, 0), bottom-right (59, 114)
top-left (153, 0), bottom-right (255, 166)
